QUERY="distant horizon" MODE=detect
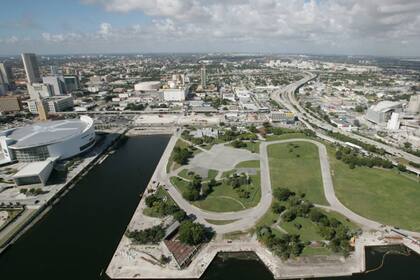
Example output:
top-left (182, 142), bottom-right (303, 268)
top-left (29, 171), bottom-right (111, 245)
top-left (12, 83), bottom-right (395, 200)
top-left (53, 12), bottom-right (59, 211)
top-left (1, 51), bottom-right (420, 60)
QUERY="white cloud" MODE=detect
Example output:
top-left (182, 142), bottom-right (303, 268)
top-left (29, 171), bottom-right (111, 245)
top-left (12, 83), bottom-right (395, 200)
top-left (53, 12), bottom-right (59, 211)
top-left (2, 0), bottom-right (420, 55)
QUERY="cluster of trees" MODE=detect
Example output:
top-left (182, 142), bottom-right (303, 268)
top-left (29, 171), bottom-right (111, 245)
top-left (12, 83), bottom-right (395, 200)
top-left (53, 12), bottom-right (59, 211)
top-left (257, 227), bottom-right (305, 259)
top-left (145, 193), bottom-right (187, 222)
top-left (210, 97), bottom-right (230, 109)
top-left (273, 189), bottom-right (313, 222)
top-left (263, 122), bottom-right (298, 135)
top-left (231, 140), bottom-right (247, 148)
top-left (354, 105), bottom-right (366, 113)
top-left (178, 220), bottom-right (210, 245)
top-left (261, 123), bottom-right (316, 138)
top-left (402, 142), bottom-right (420, 158)
top-left (305, 103), bottom-right (333, 124)
top-left (126, 219), bottom-right (211, 246)
top-left (173, 146), bottom-right (193, 165)
top-left (227, 173), bottom-right (252, 199)
top-left (125, 103), bottom-right (146, 111)
top-left (182, 176), bottom-right (218, 202)
top-left (408, 161), bottom-right (420, 169)
top-left (270, 187), bottom-right (353, 256)
top-left (335, 147), bottom-right (392, 169)
top-left (307, 209), bottom-right (352, 255)
top-left (20, 188), bottom-right (45, 196)
top-left (126, 225), bottom-right (165, 245)
top-left (327, 131), bottom-right (385, 155)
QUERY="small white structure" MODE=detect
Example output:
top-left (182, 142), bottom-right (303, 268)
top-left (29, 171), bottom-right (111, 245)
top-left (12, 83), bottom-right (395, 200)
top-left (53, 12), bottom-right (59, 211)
top-left (134, 81), bottom-right (161, 91)
top-left (387, 112), bottom-right (400, 130)
top-left (163, 88), bottom-right (187, 102)
top-left (190, 128), bottom-right (218, 138)
top-left (13, 157), bottom-right (56, 186)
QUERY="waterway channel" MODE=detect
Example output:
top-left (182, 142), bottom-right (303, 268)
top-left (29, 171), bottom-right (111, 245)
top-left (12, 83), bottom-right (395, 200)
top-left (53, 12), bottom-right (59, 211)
top-left (0, 135), bottom-right (418, 280)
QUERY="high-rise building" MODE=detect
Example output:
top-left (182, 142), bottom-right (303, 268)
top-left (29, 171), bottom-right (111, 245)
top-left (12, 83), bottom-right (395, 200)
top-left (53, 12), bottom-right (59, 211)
top-left (0, 96), bottom-right (22, 113)
top-left (407, 94), bottom-right (420, 114)
top-left (43, 76), bottom-right (66, 95)
top-left (0, 84), bottom-right (7, 96)
top-left (50, 65), bottom-right (59, 75)
top-left (63, 75), bottom-right (80, 92)
top-left (27, 83), bottom-right (53, 100)
top-left (0, 63), bottom-right (13, 86)
top-left (21, 53), bottom-right (42, 84)
top-left (27, 95), bottom-right (74, 114)
top-left (200, 65), bottom-right (206, 89)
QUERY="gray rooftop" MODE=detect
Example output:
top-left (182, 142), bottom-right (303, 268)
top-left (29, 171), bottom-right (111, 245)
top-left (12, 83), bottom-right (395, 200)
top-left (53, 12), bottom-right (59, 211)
top-left (6, 119), bottom-right (89, 149)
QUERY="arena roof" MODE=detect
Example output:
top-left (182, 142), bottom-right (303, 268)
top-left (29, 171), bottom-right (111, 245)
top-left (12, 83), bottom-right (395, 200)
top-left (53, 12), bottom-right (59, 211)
top-left (6, 118), bottom-right (91, 149)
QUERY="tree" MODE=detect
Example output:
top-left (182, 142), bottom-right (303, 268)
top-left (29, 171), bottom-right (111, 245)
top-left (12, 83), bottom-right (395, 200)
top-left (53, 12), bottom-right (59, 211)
top-left (145, 194), bottom-right (159, 208)
top-left (319, 226), bottom-right (336, 240)
top-left (272, 203), bottom-right (286, 214)
top-left (309, 209), bottom-right (324, 222)
top-left (178, 221), bottom-right (207, 245)
top-left (282, 209), bottom-right (297, 222)
top-left (173, 147), bottom-right (192, 165)
top-left (232, 140), bottom-right (247, 148)
top-left (273, 188), bottom-right (293, 201)
top-left (397, 163), bottom-right (407, 172)
top-left (126, 225), bottom-right (165, 244)
top-left (173, 210), bottom-right (187, 222)
top-left (183, 188), bottom-right (200, 201)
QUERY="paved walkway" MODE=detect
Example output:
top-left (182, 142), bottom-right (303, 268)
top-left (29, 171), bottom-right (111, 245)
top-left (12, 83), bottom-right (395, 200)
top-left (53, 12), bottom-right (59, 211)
top-left (158, 135), bottom-right (420, 238)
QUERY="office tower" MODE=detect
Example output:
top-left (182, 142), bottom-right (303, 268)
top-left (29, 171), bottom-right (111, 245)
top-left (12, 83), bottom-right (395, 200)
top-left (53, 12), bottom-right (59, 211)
top-left (43, 76), bottom-right (66, 95)
top-left (0, 84), bottom-right (7, 96)
top-left (200, 65), bottom-right (206, 89)
top-left (27, 83), bottom-right (53, 100)
top-left (37, 100), bottom-right (49, 121)
top-left (0, 63), bottom-right (13, 86)
top-left (63, 75), bottom-right (80, 92)
top-left (21, 53), bottom-right (42, 84)
top-left (0, 96), bottom-right (22, 113)
top-left (50, 65), bottom-right (59, 75)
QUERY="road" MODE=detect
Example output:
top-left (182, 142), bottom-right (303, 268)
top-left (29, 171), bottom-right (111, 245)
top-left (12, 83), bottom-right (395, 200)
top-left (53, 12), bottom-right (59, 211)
top-left (272, 73), bottom-right (420, 165)
top-left (155, 134), bottom-right (273, 234)
top-left (157, 134), bottom-right (420, 238)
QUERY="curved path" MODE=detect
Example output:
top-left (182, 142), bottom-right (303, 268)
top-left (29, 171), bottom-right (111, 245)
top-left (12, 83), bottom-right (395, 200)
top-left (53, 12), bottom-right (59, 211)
top-left (157, 137), bottom-right (273, 233)
top-left (158, 135), bottom-right (420, 237)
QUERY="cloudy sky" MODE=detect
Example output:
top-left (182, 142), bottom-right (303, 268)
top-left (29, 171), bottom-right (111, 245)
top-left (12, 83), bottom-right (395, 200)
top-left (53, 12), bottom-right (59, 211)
top-left (0, 0), bottom-right (420, 56)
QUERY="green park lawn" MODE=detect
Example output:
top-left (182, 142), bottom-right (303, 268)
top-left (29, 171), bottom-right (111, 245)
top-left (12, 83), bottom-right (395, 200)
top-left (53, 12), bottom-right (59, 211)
top-left (166, 139), bottom-right (190, 173)
top-left (177, 169), bottom-right (218, 181)
top-left (228, 141), bottom-right (260, 154)
top-left (236, 160), bottom-right (260, 169)
top-left (170, 166), bottom-right (261, 212)
top-left (268, 141), bottom-right (327, 205)
top-left (328, 147), bottom-right (420, 231)
top-left (301, 246), bottom-right (331, 256)
top-left (265, 133), bottom-right (310, 142)
top-left (205, 219), bottom-right (238, 225)
top-left (279, 217), bottom-right (323, 242)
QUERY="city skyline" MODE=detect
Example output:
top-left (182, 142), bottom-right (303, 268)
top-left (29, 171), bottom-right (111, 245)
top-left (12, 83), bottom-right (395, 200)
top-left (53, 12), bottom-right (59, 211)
top-left (0, 0), bottom-right (420, 57)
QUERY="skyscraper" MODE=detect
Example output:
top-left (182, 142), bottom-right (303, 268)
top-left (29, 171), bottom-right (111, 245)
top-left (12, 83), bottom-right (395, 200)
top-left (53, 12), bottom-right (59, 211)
top-left (200, 65), bottom-right (206, 89)
top-left (21, 53), bottom-right (42, 84)
top-left (0, 63), bottom-right (13, 86)
top-left (43, 76), bottom-right (66, 95)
